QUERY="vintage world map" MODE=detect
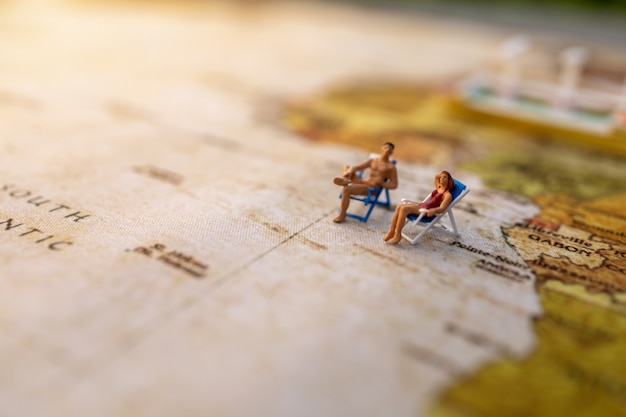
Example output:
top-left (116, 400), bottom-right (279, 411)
top-left (0, 1), bottom-right (625, 416)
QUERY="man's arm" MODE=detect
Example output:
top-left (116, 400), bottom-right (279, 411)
top-left (382, 166), bottom-right (398, 190)
top-left (345, 158), bottom-right (372, 177)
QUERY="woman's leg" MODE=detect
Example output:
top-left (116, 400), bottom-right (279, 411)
top-left (389, 204), bottom-right (421, 244)
top-left (384, 205), bottom-right (403, 241)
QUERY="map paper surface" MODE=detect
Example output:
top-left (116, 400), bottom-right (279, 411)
top-left (1, 1), bottom-right (625, 416)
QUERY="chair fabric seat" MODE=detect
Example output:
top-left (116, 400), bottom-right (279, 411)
top-left (407, 213), bottom-right (435, 223)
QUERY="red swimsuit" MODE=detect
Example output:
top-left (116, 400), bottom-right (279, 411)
top-left (420, 189), bottom-right (444, 210)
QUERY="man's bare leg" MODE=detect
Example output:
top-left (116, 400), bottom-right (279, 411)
top-left (333, 190), bottom-right (351, 223)
top-left (334, 166), bottom-right (360, 187)
top-left (333, 184), bottom-right (370, 223)
top-left (333, 177), bottom-right (350, 186)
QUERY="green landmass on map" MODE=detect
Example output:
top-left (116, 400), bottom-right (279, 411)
top-left (462, 152), bottom-right (626, 200)
top-left (283, 83), bottom-right (626, 417)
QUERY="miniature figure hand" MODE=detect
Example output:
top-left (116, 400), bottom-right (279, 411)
top-left (426, 208), bottom-right (437, 217)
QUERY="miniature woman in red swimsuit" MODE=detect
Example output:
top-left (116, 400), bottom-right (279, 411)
top-left (384, 170), bottom-right (454, 244)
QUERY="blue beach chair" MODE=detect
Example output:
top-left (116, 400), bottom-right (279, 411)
top-left (339, 154), bottom-right (396, 222)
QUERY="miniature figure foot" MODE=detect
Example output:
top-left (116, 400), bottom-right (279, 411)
top-left (333, 214), bottom-right (346, 223)
top-left (383, 230), bottom-right (395, 241)
top-left (333, 177), bottom-right (350, 186)
top-left (389, 233), bottom-right (402, 244)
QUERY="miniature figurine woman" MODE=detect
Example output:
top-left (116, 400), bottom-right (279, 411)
top-left (384, 170), bottom-right (454, 244)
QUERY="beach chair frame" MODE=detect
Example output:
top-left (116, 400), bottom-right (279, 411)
top-left (400, 178), bottom-right (469, 244)
top-left (339, 154), bottom-right (396, 222)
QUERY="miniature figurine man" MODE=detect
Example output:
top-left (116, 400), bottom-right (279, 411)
top-left (384, 170), bottom-right (454, 244)
top-left (332, 142), bottom-right (398, 223)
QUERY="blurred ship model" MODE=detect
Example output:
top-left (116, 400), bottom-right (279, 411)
top-left (453, 35), bottom-right (626, 154)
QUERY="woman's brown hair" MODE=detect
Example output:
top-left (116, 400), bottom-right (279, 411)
top-left (441, 170), bottom-right (454, 191)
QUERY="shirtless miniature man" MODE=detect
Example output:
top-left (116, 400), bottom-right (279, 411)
top-left (332, 142), bottom-right (398, 223)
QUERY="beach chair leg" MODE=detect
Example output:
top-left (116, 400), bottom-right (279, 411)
top-left (362, 202), bottom-right (377, 222)
top-left (377, 188), bottom-right (391, 207)
top-left (448, 210), bottom-right (459, 235)
top-left (400, 213), bottom-right (429, 244)
top-left (413, 222), bottom-right (438, 245)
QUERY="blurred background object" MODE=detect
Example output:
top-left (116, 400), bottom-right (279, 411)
top-left (53, 0), bottom-right (626, 46)
top-left (325, 0), bottom-right (626, 44)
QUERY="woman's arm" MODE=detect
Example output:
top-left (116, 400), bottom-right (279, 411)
top-left (425, 191), bottom-right (452, 217)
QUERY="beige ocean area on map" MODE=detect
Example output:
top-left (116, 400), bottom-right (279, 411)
top-left (4, 0), bottom-right (626, 416)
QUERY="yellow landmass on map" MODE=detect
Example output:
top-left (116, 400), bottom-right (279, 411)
top-left (534, 193), bottom-right (626, 243)
top-left (542, 280), bottom-right (626, 316)
top-left (505, 222), bottom-right (610, 267)
top-left (503, 221), bottom-right (626, 299)
top-left (517, 193), bottom-right (626, 299)
top-left (428, 286), bottom-right (626, 417)
top-left (428, 192), bottom-right (626, 416)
